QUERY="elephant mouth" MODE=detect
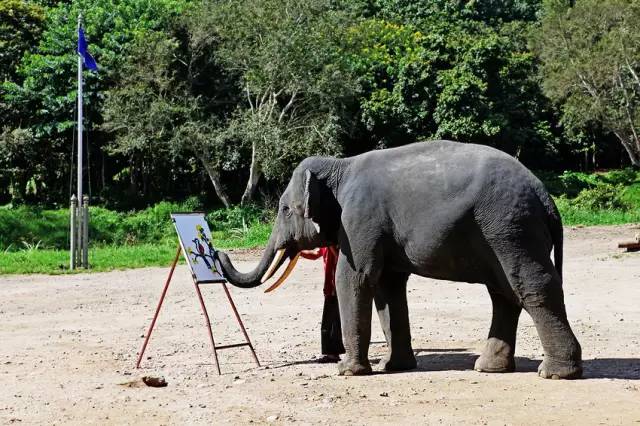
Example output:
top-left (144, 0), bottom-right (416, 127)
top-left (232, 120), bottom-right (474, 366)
top-left (261, 247), bottom-right (300, 293)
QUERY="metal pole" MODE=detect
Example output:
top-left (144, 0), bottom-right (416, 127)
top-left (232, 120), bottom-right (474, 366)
top-left (82, 194), bottom-right (89, 268)
top-left (77, 14), bottom-right (83, 207)
top-left (136, 246), bottom-right (183, 369)
top-left (70, 195), bottom-right (77, 270)
top-left (222, 283), bottom-right (261, 367)
top-left (76, 196), bottom-right (83, 267)
top-left (194, 283), bottom-right (221, 375)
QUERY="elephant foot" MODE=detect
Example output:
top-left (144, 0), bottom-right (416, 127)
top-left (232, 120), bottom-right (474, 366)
top-left (537, 358), bottom-right (582, 380)
top-left (474, 338), bottom-right (515, 373)
top-left (338, 358), bottom-right (372, 376)
top-left (377, 352), bottom-right (417, 372)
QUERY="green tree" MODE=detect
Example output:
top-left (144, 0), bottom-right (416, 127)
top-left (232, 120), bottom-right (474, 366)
top-left (535, 0), bottom-right (640, 166)
top-left (0, 0), bottom-right (44, 82)
top-left (346, 13), bottom-right (554, 157)
top-left (102, 26), bottom-right (240, 207)
top-left (0, 0), bottom-right (192, 205)
top-left (207, 0), bottom-right (357, 204)
top-left (104, 0), bottom-right (357, 206)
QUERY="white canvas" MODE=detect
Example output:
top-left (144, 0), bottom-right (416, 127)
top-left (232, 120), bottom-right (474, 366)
top-left (171, 213), bottom-right (226, 283)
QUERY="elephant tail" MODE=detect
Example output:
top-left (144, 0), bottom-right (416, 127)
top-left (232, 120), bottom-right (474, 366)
top-left (536, 186), bottom-right (563, 282)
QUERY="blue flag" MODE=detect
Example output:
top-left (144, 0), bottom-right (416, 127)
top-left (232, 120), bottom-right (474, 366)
top-left (77, 27), bottom-right (98, 71)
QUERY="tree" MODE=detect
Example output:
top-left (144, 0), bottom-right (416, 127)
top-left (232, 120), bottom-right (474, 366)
top-left (102, 27), bottom-right (240, 207)
top-left (105, 0), bottom-right (358, 206)
top-left (345, 11), bottom-right (554, 158)
top-left (0, 0), bottom-right (192, 205)
top-left (0, 0), bottom-right (44, 83)
top-left (202, 0), bottom-right (355, 202)
top-left (535, 0), bottom-right (640, 166)
top-left (205, 0), bottom-right (357, 205)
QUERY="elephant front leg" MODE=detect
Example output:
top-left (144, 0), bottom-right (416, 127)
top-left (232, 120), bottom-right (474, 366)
top-left (374, 270), bottom-right (416, 372)
top-left (475, 289), bottom-right (521, 373)
top-left (335, 258), bottom-right (375, 376)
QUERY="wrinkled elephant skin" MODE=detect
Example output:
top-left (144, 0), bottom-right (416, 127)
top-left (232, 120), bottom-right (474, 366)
top-left (217, 141), bottom-right (583, 380)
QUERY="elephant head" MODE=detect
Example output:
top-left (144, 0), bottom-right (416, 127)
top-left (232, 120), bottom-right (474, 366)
top-left (216, 156), bottom-right (344, 290)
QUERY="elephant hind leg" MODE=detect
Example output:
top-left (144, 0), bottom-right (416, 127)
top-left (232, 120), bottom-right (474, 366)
top-left (374, 269), bottom-right (416, 372)
top-left (496, 248), bottom-right (582, 379)
top-left (475, 288), bottom-right (521, 373)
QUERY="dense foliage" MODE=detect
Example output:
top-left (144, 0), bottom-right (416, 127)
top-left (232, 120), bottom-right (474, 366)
top-left (1, 168), bottom-right (637, 252)
top-left (0, 0), bottom-right (639, 210)
top-left (535, 0), bottom-right (640, 166)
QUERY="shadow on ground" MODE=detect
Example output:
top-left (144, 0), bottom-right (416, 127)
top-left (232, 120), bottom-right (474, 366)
top-left (413, 349), bottom-right (640, 380)
top-left (268, 349), bottom-right (640, 380)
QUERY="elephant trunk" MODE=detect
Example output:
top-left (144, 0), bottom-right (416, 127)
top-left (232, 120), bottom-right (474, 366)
top-left (216, 229), bottom-right (279, 288)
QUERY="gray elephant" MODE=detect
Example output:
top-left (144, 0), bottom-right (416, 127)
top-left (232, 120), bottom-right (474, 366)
top-left (217, 140), bottom-right (583, 379)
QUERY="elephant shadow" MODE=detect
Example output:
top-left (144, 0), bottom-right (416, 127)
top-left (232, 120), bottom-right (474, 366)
top-left (410, 349), bottom-right (640, 380)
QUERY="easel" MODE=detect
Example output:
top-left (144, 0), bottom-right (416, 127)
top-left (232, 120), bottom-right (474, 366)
top-left (136, 243), bottom-right (260, 375)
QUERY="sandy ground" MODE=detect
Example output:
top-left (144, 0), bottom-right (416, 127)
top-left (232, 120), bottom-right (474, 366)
top-left (1, 224), bottom-right (640, 425)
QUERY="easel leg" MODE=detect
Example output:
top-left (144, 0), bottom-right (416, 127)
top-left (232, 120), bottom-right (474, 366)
top-left (222, 283), bottom-right (261, 367)
top-left (136, 246), bottom-right (182, 369)
top-left (194, 283), bottom-right (221, 375)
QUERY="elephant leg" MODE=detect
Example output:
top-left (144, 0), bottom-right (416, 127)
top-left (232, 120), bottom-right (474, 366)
top-left (335, 255), bottom-right (377, 376)
top-left (374, 269), bottom-right (416, 372)
top-left (525, 285), bottom-right (582, 379)
top-left (474, 289), bottom-right (521, 373)
top-left (500, 251), bottom-right (582, 379)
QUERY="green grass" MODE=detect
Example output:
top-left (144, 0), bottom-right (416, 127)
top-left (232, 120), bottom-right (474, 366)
top-left (543, 168), bottom-right (640, 226)
top-left (555, 197), bottom-right (640, 226)
top-left (1, 169), bottom-right (639, 275)
top-left (0, 243), bottom-right (180, 275)
top-left (0, 223), bottom-right (272, 275)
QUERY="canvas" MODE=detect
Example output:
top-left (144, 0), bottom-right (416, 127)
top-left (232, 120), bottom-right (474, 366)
top-left (171, 213), bottom-right (225, 283)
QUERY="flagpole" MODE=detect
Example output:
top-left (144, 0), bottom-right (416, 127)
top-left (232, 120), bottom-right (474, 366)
top-left (77, 14), bottom-right (83, 205)
top-left (74, 13), bottom-right (84, 269)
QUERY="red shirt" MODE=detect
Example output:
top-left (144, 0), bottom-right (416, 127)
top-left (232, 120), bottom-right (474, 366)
top-left (300, 246), bottom-right (338, 297)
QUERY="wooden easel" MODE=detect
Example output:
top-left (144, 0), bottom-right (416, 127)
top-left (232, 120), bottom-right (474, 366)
top-left (135, 245), bottom-right (260, 374)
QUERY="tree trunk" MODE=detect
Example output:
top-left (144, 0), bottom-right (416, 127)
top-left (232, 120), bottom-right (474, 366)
top-left (197, 154), bottom-right (232, 208)
top-left (614, 131), bottom-right (640, 167)
top-left (240, 141), bottom-right (262, 206)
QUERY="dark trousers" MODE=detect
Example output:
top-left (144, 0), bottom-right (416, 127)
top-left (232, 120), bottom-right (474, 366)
top-left (321, 295), bottom-right (345, 355)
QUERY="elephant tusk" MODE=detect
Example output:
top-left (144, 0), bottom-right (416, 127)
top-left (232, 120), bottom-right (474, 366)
top-left (264, 254), bottom-right (300, 293)
top-left (261, 249), bottom-right (287, 284)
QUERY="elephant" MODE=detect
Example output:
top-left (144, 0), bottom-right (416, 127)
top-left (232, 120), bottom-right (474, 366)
top-left (216, 140), bottom-right (583, 379)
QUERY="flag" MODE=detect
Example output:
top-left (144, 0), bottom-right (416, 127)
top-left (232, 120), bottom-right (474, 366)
top-left (77, 26), bottom-right (98, 71)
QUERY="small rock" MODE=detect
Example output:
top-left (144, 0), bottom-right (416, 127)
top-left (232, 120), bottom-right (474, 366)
top-left (266, 415), bottom-right (279, 422)
top-left (380, 392), bottom-right (389, 397)
top-left (142, 375), bottom-right (167, 388)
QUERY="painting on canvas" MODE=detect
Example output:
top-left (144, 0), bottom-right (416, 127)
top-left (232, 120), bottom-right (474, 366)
top-left (171, 213), bottom-right (226, 283)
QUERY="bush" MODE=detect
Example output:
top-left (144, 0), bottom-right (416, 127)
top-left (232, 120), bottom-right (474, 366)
top-left (206, 205), bottom-right (275, 231)
top-left (0, 202), bottom-right (275, 251)
top-left (569, 183), bottom-right (630, 211)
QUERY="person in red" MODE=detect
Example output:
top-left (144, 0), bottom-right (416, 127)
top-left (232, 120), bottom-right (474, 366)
top-left (300, 245), bottom-right (345, 363)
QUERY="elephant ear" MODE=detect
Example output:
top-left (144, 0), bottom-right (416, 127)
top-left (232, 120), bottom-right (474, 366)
top-left (303, 169), bottom-right (321, 223)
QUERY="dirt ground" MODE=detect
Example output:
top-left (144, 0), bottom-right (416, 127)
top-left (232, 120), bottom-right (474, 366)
top-left (1, 225), bottom-right (640, 425)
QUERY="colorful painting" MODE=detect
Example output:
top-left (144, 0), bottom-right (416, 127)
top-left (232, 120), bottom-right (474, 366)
top-left (171, 213), bottom-right (226, 283)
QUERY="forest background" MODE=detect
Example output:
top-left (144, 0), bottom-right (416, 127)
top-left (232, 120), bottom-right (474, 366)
top-left (1, 0), bottom-right (640, 273)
